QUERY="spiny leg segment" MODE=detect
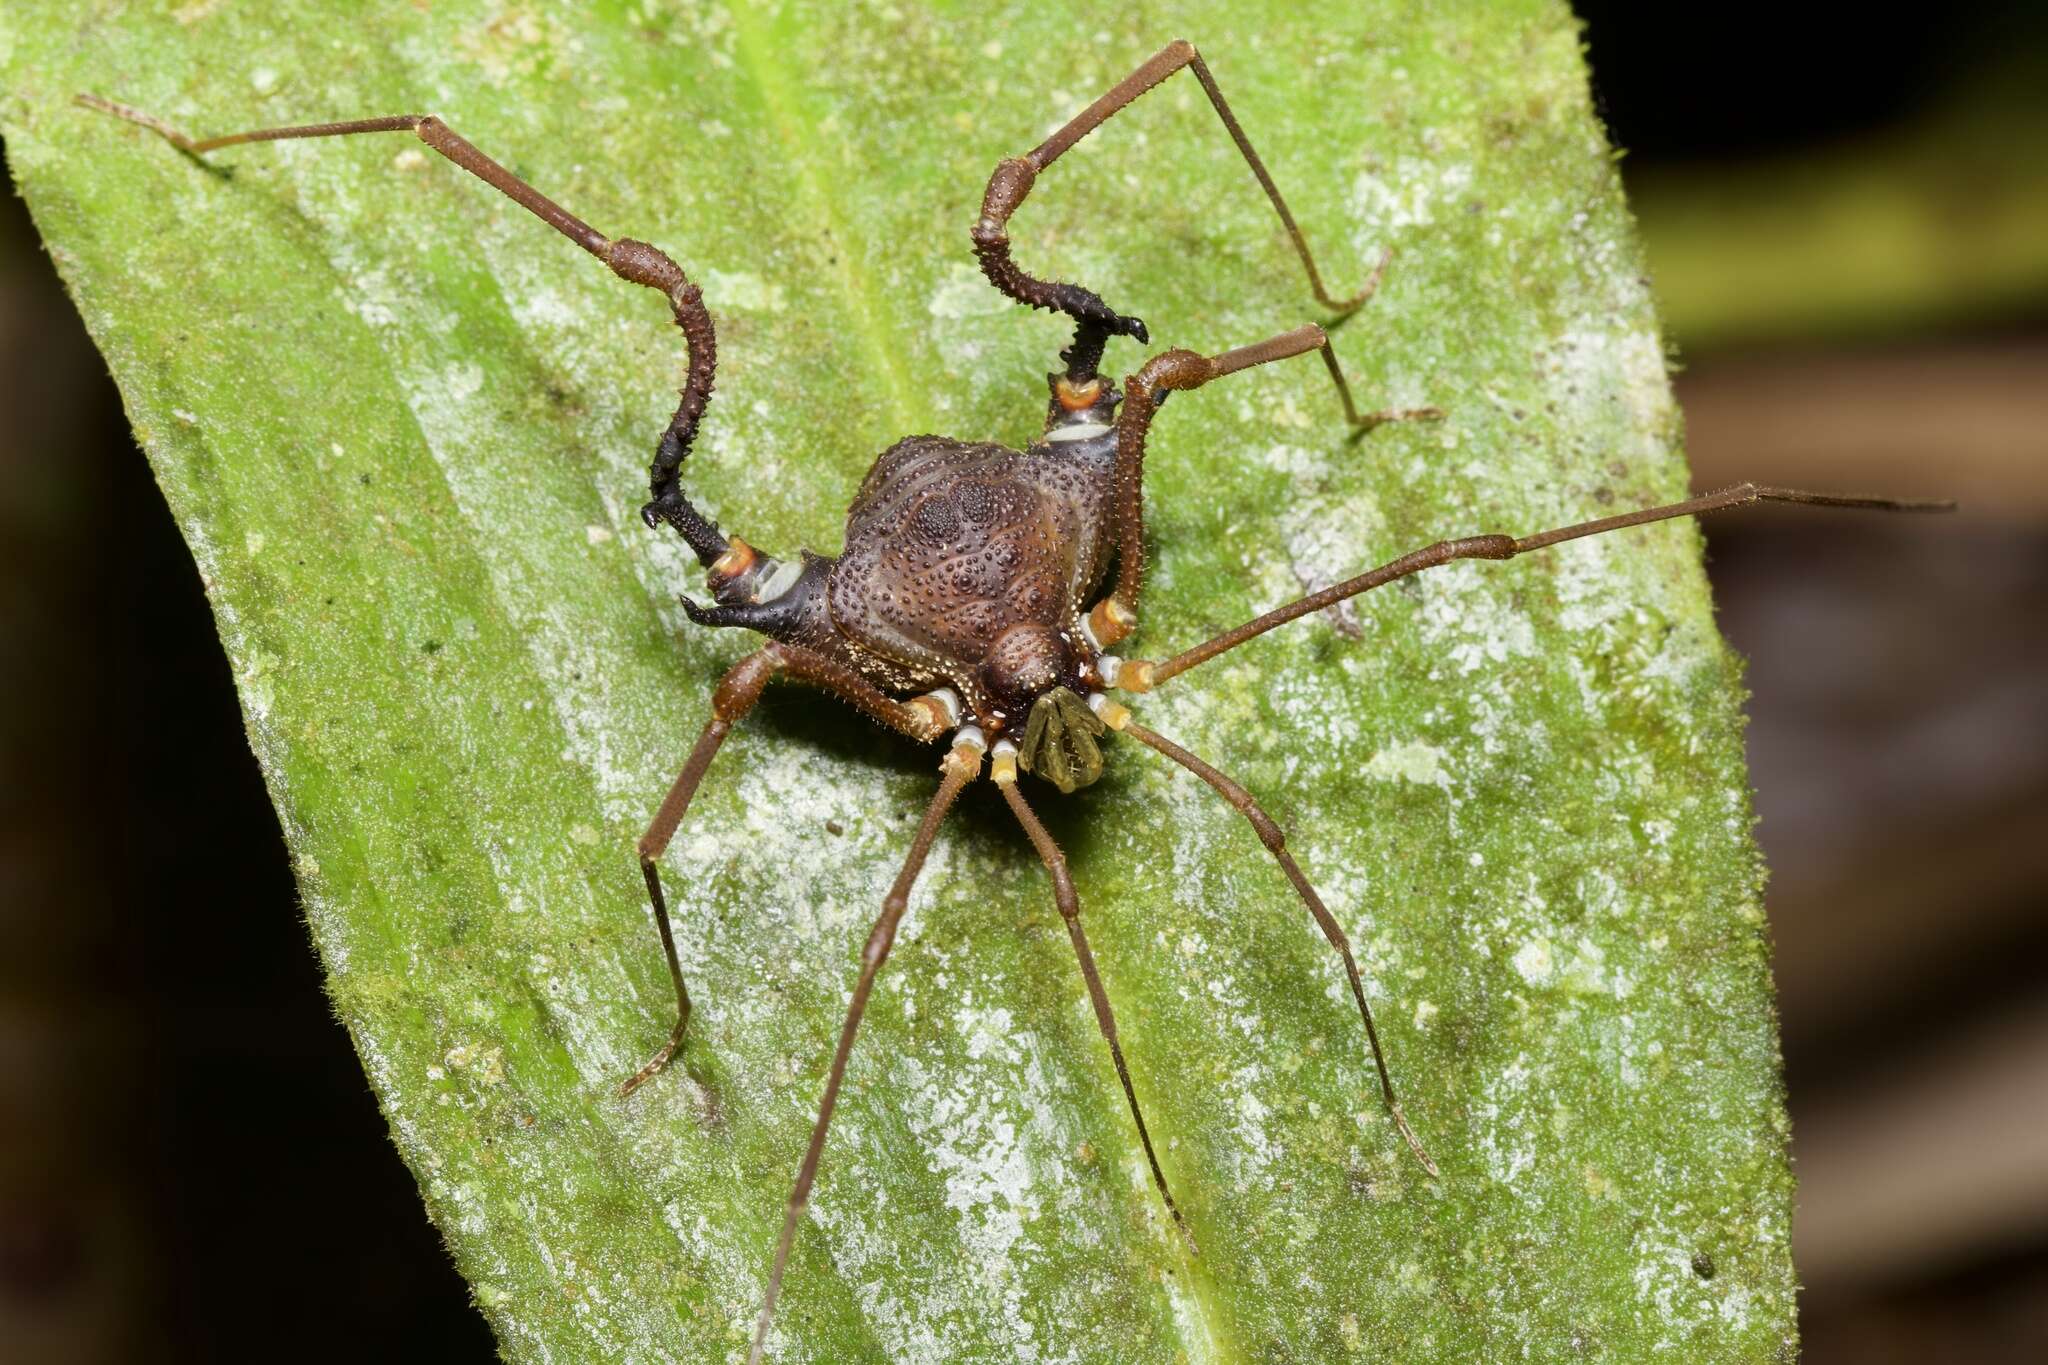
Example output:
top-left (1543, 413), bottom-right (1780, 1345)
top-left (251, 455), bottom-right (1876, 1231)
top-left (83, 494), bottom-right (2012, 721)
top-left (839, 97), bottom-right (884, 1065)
top-left (748, 737), bottom-right (984, 1365)
top-left (74, 92), bottom-right (733, 565)
top-left (994, 752), bottom-right (1196, 1249)
top-left (973, 37), bottom-right (1440, 427)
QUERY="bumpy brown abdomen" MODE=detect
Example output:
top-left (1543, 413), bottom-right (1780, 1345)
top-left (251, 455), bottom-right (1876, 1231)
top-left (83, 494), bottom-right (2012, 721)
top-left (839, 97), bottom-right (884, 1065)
top-left (827, 436), bottom-right (1103, 711)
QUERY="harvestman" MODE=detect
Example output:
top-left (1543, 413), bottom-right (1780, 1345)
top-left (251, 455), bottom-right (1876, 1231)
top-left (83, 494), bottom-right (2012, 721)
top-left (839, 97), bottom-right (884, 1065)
top-left (83, 38), bottom-right (1947, 1361)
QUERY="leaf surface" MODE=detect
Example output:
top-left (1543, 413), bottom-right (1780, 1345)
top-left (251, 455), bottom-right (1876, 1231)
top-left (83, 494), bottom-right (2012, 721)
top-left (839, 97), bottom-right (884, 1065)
top-left (2, 2), bottom-right (1795, 1359)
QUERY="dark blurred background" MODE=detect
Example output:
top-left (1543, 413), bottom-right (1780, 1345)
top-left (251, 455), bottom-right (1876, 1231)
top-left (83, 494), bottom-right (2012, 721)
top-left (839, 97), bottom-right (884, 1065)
top-left (3, 5), bottom-right (2043, 1361)
top-left (1580, 4), bottom-right (2048, 1362)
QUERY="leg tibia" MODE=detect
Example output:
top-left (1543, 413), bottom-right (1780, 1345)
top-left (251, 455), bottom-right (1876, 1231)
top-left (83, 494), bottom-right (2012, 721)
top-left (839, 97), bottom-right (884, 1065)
top-left (748, 740), bottom-right (980, 1365)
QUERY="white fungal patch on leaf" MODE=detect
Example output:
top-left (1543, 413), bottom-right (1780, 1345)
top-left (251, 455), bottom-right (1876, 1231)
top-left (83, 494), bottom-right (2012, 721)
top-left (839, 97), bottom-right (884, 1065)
top-left (1363, 738), bottom-right (1452, 788)
top-left (1476, 1055), bottom-right (1539, 1189)
top-left (1346, 156), bottom-right (1475, 235)
top-left (703, 267), bottom-right (788, 314)
top-left (1414, 565), bottom-right (1540, 675)
top-left (1513, 937), bottom-right (1555, 986)
top-left (927, 261), bottom-right (1014, 319)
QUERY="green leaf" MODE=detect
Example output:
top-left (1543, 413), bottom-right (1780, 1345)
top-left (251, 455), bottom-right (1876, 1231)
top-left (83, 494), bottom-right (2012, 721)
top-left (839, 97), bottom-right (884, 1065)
top-left (3, 2), bottom-right (1795, 1360)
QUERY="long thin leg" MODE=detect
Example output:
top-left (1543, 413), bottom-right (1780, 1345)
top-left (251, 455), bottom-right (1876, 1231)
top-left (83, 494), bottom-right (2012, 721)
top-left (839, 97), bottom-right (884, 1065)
top-left (749, 736), bottom-right (984, 1365)
top-left (621, 642), bottom-right (953, 1097)
top-left (75, 93), bottom-right (732, 565)
top-left (620, 648), bottom-right (783, 1095)
top-left (1117, 719), bottom-right (1438, 1178)
top-left (1086, 323), bottom-right (1389, 648)
top-left (973, 39), bottom-right (1398, 383)
top-left (1113, 483), bottom-right (1956, 691)
top-left (995, 765), bottom-right (1195, 1249)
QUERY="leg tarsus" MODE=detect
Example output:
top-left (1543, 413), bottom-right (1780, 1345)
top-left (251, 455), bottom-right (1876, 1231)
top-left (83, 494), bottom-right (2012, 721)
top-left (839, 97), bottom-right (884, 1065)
top-left (1316, 295), bottom-right (1446, 436)
top-left (1387, 1100), bottom-right (1439, 1179)
top-left (1340, 401), bottom-right (1447, 441)
top-left (619, 857), bottom-right (694, 1096)
top-left (1332, 246), bottom-right (1392, 320)
top-left (618, 1014), bottom-right (689, 1097)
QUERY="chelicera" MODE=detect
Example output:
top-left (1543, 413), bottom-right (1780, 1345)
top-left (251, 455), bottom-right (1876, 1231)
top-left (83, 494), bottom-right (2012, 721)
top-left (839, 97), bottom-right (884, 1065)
top-left (83, 38), bottom-right (1948, 1361)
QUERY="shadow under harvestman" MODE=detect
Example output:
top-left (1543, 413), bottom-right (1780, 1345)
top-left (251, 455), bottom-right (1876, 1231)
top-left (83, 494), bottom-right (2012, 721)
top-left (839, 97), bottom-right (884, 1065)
top-left (80, 37), bottom-right (1951, 1361)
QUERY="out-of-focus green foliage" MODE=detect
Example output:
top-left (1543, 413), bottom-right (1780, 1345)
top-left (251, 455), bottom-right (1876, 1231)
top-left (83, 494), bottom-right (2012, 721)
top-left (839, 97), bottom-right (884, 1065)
top-left (1635, 74), bottom-right (2048, 349)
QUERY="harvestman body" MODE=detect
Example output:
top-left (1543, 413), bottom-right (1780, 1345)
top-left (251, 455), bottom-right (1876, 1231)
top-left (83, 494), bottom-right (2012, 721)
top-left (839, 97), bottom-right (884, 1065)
top-left (84, 38), bottom-right (1947, 1361)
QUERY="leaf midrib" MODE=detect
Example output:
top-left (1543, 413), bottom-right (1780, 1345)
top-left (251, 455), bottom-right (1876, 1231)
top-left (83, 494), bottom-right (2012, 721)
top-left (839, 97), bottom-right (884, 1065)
top-left (727, 0), bottom-right (926, 439)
